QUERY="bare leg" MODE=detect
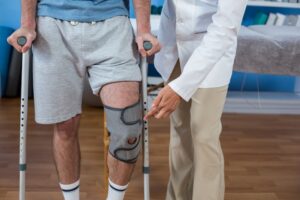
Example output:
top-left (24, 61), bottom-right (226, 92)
top-left (53, 114), bottom-right (81, 184)
top-left (100, 81), bottom-right (140, 185)
top-left (107, 154), bottom-right (135, 185)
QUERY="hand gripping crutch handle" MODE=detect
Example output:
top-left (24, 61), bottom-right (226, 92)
top-left (142, 40), bottom-right (152, 200)
top-left (18, 36), bottom-right (30, 200)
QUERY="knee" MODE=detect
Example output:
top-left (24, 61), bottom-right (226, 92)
top-left (105, 101), bottom-right (143, 163)
top-left (54, 115), bottom-right (81, 141)
top-left (100, 81), bottom-right (140, 108)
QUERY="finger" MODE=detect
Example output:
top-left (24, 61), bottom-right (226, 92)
top-left (155, 107), bottom-right (169, 119)
top-left (145, 107), bottom-right (156, 118)
top-left (163, 107), bottom-right (176, 118)
top-left (155, 109), bottom-right (166, 119)
top-left (155, 102), bottom-right (174, 119)
top-left (22, 39), bottom-right (33, 53)
top-left (12, 38), bottom-right (23, 52)
top-left (22, 46), bottom-right (30, 53)
top-left (22, 33), bottom-right (35, 52)
top-left (145, 38), bottom-right (160, 56)
top-left (148, 43), bottom-right (161, 56)
top-left (155, 100), bottom-right (174, 119)
top-left (144, 112), bottom-right (155, 120)
top-left (7, 36), bottom-right (13, 45)
top-left (7, 35), bottom-right (18, 51)
top-left (162, 111), bottom-right (171, 119)
top-left (136, 37), bottom-right (147, 57)
top-left (144, 111), bottom-right (156, 120)
top-left (144, 106), bottom-right (159, 120)
top-left (152, 93), bottom-right (163, 108)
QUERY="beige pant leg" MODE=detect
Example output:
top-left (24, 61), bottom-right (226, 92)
top-left (190, 86), bottom-right (228, 200)
top-left (166, 99), bottom-right (194, 200)
top-left (166, 63), bottom-right (194, 200)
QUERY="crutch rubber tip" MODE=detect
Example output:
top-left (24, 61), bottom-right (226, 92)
top-left (17, 36), bottom-right (27, 47)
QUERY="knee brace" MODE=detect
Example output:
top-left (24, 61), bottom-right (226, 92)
top-left (104, 101), bottom-right (143, 163)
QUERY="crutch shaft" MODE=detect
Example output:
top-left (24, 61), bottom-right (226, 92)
top-left (142, 56), bottom-right (150, 200)
top-left (142, 57), bottom-right (150, 167)
top-left (142, 41), bottom-right (152, 200)
top-left (20, 50), bottom-right (30, 166)
top-left (18, 36), bottom-right (30, 200)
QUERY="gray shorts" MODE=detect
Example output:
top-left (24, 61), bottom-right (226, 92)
top-left (32, 16), bottom-right (141, 124)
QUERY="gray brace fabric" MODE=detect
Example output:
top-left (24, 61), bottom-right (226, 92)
top-left (104, 101), bottom-right (143, 163)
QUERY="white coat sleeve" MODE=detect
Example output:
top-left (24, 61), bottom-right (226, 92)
top-left (168, 0), bottom-right (248, 101)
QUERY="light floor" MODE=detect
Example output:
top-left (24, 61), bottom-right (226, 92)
top-left (0, 99), bottom-right (300, 200)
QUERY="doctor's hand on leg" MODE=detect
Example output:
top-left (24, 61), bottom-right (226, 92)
top-left (145, 85), bottom-right (181, 120)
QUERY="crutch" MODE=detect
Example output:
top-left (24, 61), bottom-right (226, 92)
top-left (141, 41), bottom-right (152, 200)
top-left (17, 36), bottom-right (30, 200)
top-left (103, 42), bottom-right (152, 199)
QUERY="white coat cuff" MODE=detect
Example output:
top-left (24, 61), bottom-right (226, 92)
top-left (168, 79), bottom-right (196, 102)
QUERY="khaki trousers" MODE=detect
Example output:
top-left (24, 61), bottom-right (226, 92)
top-left (166, 63), bottom-right (228, 200)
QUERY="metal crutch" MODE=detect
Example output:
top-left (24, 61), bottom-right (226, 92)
top-left (142, 41), bottom-right (152, 200)
top-left (103, 41), bottom-right (152, 199)
top-left (17, 36), bottom-right (30, 200)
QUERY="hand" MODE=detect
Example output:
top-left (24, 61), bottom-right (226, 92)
top-left (7, 27), bottom-right (36, 53)
top-left (136, 32), bottom-right (161, 57)
top-left (144, 85), bottom-right (181, 120)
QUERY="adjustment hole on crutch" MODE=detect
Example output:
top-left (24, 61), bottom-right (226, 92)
top-left (22, 118), bottom-right (24, 120)
top-left (22, 105), bottom-right (24, 107)
top-left (22, 98), bottom-right (24, 101)
top-left (22, 112), bottom-right (24, 114)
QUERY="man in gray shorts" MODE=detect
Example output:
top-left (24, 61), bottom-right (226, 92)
top-left (8, 0), bottom-right (160, 200)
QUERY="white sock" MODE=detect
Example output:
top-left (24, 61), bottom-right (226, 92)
top-left (59, 180), bottom-right (80, 200)
top-left (106, 179), bottom-right (128, 200)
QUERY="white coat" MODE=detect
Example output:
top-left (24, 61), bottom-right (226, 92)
top-left (154, 0), bottom-right (248, 101)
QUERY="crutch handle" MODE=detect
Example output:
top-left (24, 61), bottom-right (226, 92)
top-left (17, 36), bottom-right (27, 47)
top-left (143, 41), bottom-right (152, 51)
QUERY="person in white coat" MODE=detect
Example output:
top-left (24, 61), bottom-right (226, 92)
top-left (145, 0), bottom-right (248, 199)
